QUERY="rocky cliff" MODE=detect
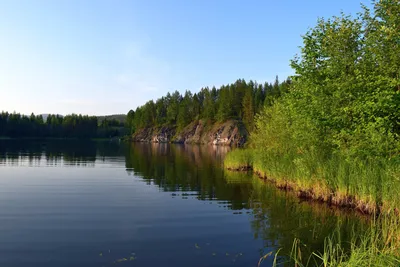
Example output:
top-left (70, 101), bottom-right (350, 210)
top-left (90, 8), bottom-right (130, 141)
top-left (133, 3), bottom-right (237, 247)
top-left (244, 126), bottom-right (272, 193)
top-left (131, 120), bottom-right (247, 146)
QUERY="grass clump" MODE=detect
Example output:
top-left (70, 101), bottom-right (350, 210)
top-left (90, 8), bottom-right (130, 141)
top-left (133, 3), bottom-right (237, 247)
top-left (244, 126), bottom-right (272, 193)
top-left (224, 148), bottom-right (253, 170)
top-left (266, 216), bottom-right (400, 267)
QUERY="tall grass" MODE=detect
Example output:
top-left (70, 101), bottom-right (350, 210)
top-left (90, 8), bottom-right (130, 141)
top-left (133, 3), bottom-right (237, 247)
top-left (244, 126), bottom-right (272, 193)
top-left (226, 148), bottom-right (400, 266)
top-left (225, 148), bottom-right (400, 215)
top-left (224, 149), bottom-right (253, 170)
top-left (265, 216), bottom-right (400, 267)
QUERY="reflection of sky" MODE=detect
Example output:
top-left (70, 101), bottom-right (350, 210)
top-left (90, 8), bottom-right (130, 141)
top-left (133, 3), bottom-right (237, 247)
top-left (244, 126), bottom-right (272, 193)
top-left (0, 147), bottom-right (266, 267)
top-left (0, 141), bottom-right (367, 267)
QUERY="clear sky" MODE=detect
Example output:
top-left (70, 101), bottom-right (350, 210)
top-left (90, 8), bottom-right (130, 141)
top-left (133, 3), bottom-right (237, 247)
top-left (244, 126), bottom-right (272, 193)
top-left (0, 0), bottom-right (369, 116)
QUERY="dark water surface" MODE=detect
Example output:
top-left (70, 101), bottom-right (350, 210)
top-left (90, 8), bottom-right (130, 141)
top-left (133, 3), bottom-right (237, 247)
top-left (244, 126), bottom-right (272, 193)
top-left (0, 140), bottom-right (364, 267)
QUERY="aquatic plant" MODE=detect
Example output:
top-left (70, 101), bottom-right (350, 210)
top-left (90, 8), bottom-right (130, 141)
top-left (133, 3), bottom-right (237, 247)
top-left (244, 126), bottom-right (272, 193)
top-left (266, 216), bottom-right (400, 267)
top-left (226, 148), bottom-right (400, 215)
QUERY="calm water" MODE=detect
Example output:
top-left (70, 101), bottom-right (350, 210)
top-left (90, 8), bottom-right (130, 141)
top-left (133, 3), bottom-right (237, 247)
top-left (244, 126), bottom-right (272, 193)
top-left (0, 140), bottom-right (364, 267)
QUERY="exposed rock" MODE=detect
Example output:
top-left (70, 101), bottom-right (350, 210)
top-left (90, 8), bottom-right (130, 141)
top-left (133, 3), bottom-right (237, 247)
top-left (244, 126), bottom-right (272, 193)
top-left (133, 126), bottom-right (176, 143)
top-left (131, 120), bottom-right (247, 146)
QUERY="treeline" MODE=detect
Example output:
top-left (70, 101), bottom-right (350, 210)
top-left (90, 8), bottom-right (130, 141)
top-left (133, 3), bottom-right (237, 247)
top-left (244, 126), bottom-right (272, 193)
top-left (126, 77), bottom-right (291, 133)
top-left (97, 114), bottom-right (126, 124)
top-left (0, 112), bottom-right (127, 139)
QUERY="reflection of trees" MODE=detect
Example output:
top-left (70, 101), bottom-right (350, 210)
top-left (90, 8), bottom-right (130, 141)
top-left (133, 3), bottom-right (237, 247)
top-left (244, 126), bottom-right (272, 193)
top-left (124, 143), bottom-right (252, 209)
top-left (0, 140), bottom-right (43, 166)
top-left (0, 140), bottom-right (124, 167)
top-left (0, 140), bottom-right (369, 263)
top-left (126, 143), bottom-right (368, 264)
top-left (96, 141), bottom-right (127, 159)
top-left (45, 141), bottom-right (97, 166)
top-left (248, 178), bottom-right (368, 264)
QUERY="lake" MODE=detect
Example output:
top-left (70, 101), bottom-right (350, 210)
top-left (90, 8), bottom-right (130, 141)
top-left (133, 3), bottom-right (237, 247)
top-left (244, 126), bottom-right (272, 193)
top-left (0, 140), bottom-right (365, 267)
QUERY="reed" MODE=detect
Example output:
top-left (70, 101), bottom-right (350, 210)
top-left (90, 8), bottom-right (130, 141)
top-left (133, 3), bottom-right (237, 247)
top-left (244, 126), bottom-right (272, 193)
top-left (224, 148), bottom-right (253, 171)
top-left (225, 148), bottom-right (400, 215)
top-left (266, 216), bottom-right (400, 267)
top-left (227, 148), bottom-right (400, 265)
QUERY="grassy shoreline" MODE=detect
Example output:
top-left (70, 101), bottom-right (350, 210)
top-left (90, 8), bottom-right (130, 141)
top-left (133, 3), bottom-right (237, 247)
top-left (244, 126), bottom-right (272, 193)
top-left (225, 148), bottom-right (400, 266)
top-left (225, 149), bottom-right (400, 216)
top-left (274, 216), bottom-right (400, 267)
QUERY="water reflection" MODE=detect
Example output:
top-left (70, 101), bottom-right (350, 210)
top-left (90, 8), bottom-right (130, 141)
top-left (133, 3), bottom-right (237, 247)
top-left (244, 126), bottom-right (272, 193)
top-left (0, 140), bottom-right (366, 267)
top-left (124, 143), bottom-right (251, 210)
top-left (126, 143), bottom-right (367, 264)
top-left (0, 139), bottom-right (124, 167)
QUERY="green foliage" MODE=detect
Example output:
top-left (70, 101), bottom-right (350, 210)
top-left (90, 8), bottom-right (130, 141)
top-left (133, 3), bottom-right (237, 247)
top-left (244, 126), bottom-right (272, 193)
top-left (249, 0), bottom-right (400, 161)
top-left (126, 110), bottom-right (135, 133)
top-left (167, 91), bottom-right (181, 124)
top-left (286, 1), bottom-right (399, 157)
top-left (242, 86), bottom-right (255, 131)
top-left (177, 91), bottom-right (193, 130)
top-left (224, 149), bottom-right (253, 170)
top-left (0, 111), bottom-right (127, 139)
top-left (97, 114), bottom-right (126, 124)
top-left (128, 78), bottom-right (289, 134)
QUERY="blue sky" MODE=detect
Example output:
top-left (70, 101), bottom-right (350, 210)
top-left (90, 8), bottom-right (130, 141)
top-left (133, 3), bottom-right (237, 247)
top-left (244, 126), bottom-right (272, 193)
top-left (0, 0), bottom-right (369, 115)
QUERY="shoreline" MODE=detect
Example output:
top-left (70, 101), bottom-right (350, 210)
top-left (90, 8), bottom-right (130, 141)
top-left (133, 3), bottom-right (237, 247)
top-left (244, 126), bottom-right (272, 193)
top-left (226, 164), bottom-right (395, 217)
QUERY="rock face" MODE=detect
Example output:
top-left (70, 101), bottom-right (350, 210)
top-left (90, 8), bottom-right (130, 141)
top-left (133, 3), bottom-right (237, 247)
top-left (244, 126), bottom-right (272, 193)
top-left (133, 126), bottom-right (176, 143)
top-left (131, 120), bottom-right (247, 146)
